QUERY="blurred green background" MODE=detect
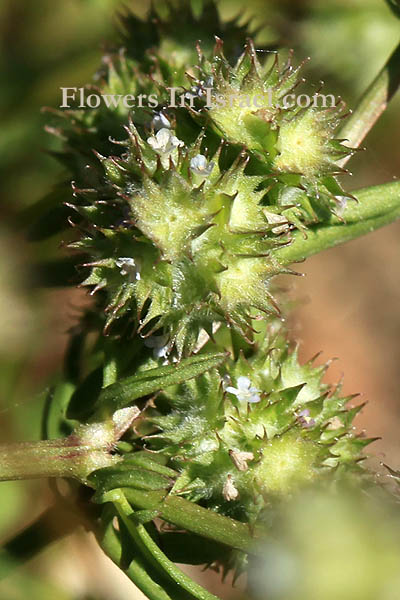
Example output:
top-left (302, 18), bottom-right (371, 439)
top-left (0, 0), bottom-right (399, 598)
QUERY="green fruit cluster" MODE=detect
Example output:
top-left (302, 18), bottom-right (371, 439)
top-left (144, 321), bottom-right (371, 525)
top-left (46, 3), bottom-right (353, 356)
top-left (43, 1), bottom-right (369, 547)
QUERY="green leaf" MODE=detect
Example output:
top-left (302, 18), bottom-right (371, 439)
top-left (122, 453), bottom-right (178, 478)
top-left (67, 366), bottom-right (104, 420)
top-left (337, 41), bottom-right (400, 158)
top-left (89, 464), bottom-right (174, 493)
top-left (92, 352), bottom-right (227, 418)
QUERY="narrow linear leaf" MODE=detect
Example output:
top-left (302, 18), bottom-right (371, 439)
top-left (113, 493), bottom-right (222, 600)
top-left (338, 40), bottom-right (400, 160)
top-left (93, 352), bottom-right (227, 418)
top-left (90, 464), bottom-right (173, 492)
top-left (99, 507), bottom-right (187, 600)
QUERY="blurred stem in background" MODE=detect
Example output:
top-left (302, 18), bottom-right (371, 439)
top-left (338, 40), bottom-right (400, 160)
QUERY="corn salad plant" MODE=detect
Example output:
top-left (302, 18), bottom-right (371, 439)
top-left (1, 1), bottom-right (400, 598)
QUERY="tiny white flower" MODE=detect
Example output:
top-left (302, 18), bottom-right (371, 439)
top-left (147, 128), bottom-right (184, 156)
top-left (144, 334), bottom-right (170, 359)
top-left (190, 154), bottom-right (215, 177)
top-left (115, 257), bottom-right (141, 282)
top-left (226, 376), bottom-right (261, 403)
top-left (152, 112), bottom-right (171, 131)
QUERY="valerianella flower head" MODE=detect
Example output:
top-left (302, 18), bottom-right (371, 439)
top-left (190, 154), bottom-right (215, 176)
top-left (143, 322), bottom-right (372, 532)
top-left (44, 3), bottom-right (355, 358)
top-left (226, 376), bottom-right (261, 403)
top-left (147, 128), bottom-right (184, 167)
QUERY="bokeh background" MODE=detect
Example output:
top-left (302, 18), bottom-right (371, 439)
top-left (0, 0), bottom-right (399, 598)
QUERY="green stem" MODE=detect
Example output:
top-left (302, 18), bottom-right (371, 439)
top-left (0, 440), bottom-right (95, 481)
top-left (112, 488), bottom-right (262, 554)
top-left (99, 510), bottom-right (179, 600)
top-left (0, 410), bottom-right (139, 483)
top-left (275, 181), bottom-right (400, 264)
top-left (113, 491), bottom-right (221, 600)
top-left (337, 40), bottom-right (400, 161)
top-left (0, 429), bottom-right (118, 483)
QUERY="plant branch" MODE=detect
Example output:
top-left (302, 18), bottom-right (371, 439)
top-left (0, 439), bottom-right (114, 482)
top-left (337, 40), bottom-right (400, 163)
top-left (275, 181), bottom-right (400, 264)
top-left (0, 410), bottom-right (139, 482)
top-left (104, 488), bottom-right (264, 555)
top-left (113, 491), bottom-right (221, 600)
top-left (99, 505), bottom-right (193, 600)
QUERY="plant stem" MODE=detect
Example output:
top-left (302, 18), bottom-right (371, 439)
top-left (114, 488), bottom-right (263, 554)
top-left (100, 519), bottom-right (176, 600)
top-left (0, 409), bottom-right (139, 483)
top-left (275, 181), bottom-right (400, 264)
top-left (99, 506), bottom-right (191, 600)
top-left (0, 439), bottom-right (118, 482)
top-left (113, 492), bottom-right (221, 600)
top-left (337, 40), bottom-right (400, 162)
